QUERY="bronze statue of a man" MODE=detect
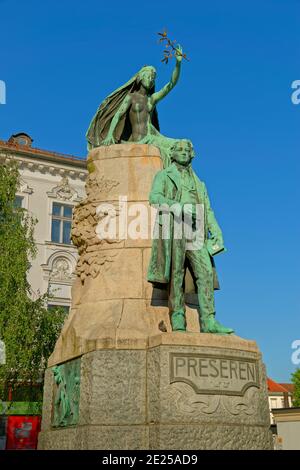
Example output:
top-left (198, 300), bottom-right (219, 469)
top-left (147, 140), bottom-right (234, 334)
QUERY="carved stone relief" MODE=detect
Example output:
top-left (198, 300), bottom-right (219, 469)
top-left (85, 173), bottom-right (119, 201)
top-left (168, 381), bottom-right (261, 418)
top-left (71, 173), bottom-right (121, 283)
top-left (52, 358), bottom-right (81, 427)
top-left (50, 257), bottom-right (73, 281)
top-left (18, 177), bottom-right (33, 194)
top-left (47, 177), bottom-right (81, 202)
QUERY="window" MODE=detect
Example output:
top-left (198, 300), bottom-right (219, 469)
top-left (48, 304), bottom-right (70, 315)
top-left (271, 398), bottom-right (278, 409)
top-left (51, 203), bottom-right (73, 244)
top-left (14, 196), bottom-right (24, 208)
top-left (17, 137), bottom-right (28, 146)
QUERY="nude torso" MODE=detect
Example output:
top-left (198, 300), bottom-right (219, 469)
top-left (129, 92), bottom-right (153, 141)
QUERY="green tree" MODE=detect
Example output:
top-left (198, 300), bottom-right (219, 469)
top-left (291, 368), bottom-right (300, 407)
top-left (0, 161), bottom-right (65, 404)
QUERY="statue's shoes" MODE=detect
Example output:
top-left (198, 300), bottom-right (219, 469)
top-left (201, 316), bottom-right (234, 335)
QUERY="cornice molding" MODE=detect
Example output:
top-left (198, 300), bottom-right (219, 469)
top-left (0, 151), bottom-right (87, 181)
top-left (0, 140), bottom-right (86, 167)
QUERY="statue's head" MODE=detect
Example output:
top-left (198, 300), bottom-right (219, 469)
top-left (136, 66), bottom-right (157, 91)
top-left (170, 139), bottom-right (195, 166)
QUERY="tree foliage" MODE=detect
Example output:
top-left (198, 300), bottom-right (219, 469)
top-left (0, 161), bottom-right (65, 401)
top-left (291, 368), bottom-right (300, 407)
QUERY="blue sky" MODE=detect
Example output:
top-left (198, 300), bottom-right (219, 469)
top-left (0, 0), bottom-right (299, 381)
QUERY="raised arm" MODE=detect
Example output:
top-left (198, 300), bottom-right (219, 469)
top-left (102, 95), bottom-right (132, 145)
top-left (150, 45), bottom-right (183, 107)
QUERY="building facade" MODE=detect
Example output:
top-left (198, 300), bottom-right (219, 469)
top-left (272, 408), bottom-right (300, 450)
top-left (267, 377), bottom-right (294, 425)
top-left (0, 133), bottom-right (87, 311)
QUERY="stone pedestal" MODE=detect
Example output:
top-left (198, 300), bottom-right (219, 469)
top-left (38, 333), bottom-right (272, 450)
top-left (38, 144), bottom-right (272, 450)
top-left (47, 144), bottom-right (199, 367)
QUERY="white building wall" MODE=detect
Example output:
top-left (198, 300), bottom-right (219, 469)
top-left (1, 144), bottom-right (87, 308)
top-left (276, 421), bottom-right (300, 450)
top-left (269, 393), bottom-right (293, 424)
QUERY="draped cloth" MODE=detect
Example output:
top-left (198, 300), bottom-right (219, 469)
top-left (86, 67), bottom-right (180, 167)
top-left (86, 67), bottom-right (159, 151)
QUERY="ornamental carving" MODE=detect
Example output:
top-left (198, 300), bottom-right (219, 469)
top-left (51, 257), bottom-right (73, 281)
top-left (71, 200), bottom-right (121, 283)
top-left (221, 387), bottom-right (258, 416)
top-left (168, 382), bottom-right (221, 415)
top-left (71, 201), bottom-right (122, 252)
top-left (169, 381), bottom-right (262, 418)
top-left (76, 251), bottom-right (118, 282)
top-left (48, 177), bottom-right (81, 201)
top-left (85, 173), bottom-right (119, 201)
top-left (18, 177), bottom-right (33, 194)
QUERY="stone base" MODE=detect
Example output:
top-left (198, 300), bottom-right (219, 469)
top-left (38, 424), bottom-right (272, 451)
top-left (38, 333), bottom-right (273, 450)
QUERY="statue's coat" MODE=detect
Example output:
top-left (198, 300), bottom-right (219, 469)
top-left (147, 163), bottom-right (225, 292)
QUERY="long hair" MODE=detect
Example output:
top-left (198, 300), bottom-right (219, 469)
top-left (86, 66), bottom-right (160, 151)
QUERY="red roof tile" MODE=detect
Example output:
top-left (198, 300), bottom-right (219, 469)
top-left (267, 378), bottom-right (290, 393)
top-left (0, 139), bottom-right (86, 166)
top-left (279, 383), bottom-right (295, 393)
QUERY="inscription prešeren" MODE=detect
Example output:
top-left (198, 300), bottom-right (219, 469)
top-left (170, 353), bottom-right (260, 396)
